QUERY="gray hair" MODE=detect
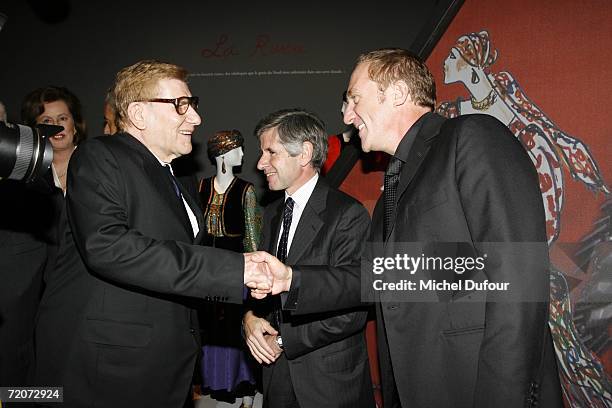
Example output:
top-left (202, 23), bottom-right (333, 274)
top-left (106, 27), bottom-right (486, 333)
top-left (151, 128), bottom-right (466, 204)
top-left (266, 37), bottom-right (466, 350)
top-left (254, 108), bottom-right (328, 171)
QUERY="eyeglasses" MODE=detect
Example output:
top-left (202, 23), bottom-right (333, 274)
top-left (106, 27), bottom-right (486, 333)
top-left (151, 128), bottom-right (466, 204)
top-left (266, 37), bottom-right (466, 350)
top-left (141, 96), bottom-right (199, 115)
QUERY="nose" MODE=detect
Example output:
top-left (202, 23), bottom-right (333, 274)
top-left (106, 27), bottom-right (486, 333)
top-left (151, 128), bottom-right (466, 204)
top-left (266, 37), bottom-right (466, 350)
top-left (256, 153), bottom-right (267, 171)
top-left (186, 106), bottom-right (202, 125)
top-left (343, 101), bottom-right (355, 125)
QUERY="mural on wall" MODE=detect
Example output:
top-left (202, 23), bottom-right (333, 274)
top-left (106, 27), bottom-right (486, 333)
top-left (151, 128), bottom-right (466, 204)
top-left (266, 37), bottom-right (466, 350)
top-left (438, 30), bottom-right (609, 243)
top-left (436, 30), bottom-right (611, 407)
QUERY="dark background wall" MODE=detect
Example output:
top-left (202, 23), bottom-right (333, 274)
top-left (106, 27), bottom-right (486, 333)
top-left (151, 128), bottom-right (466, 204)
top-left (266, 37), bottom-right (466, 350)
top-left (0, 0), bottom-right (446, 198)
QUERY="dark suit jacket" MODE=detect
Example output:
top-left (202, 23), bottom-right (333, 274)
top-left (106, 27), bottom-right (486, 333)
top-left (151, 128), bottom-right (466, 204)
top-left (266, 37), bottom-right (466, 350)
top-left (257, 178), bottom-right (374, 408)
top-left (286, 113), bottom-right (562, 408)
top-left (34, 133), bottom-right (245, 407)
top-left (0, 175), bottom-right (60, 386)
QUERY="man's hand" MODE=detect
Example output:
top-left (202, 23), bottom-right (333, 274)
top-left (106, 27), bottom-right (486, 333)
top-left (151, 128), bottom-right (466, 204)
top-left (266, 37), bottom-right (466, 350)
top-left (247, 251), bottom-right (292, 299)
top-left (243, 252), bottom-right (272, 291)
top-left (243, 311), bottom-right (282, 364)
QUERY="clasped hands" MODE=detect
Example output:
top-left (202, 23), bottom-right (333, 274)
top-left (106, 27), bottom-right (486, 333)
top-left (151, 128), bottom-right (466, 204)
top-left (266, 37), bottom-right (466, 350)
top-left (243, 251), bottom-right (292, 299)
top-left (243, 310), bottom-right (282, 364)
top-left (242, 251), bottom-right (291, 364)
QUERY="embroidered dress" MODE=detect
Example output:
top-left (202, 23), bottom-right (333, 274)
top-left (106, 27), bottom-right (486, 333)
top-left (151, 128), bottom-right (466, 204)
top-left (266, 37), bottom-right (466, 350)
top-left (198, 177), bottom-right (262, 394)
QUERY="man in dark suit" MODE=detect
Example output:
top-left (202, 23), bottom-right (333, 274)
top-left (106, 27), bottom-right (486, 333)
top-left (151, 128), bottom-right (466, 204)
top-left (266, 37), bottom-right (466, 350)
top-left (0, 181), bottom-right (54, 387)
top-left (243, 109), bottom-right (374, 407)
top-left (251, 49), bottom-right (562, 407)
top-left (33, 60), bottom-right (269, 407)
top-left (0, 128), bottom-right (63, 387)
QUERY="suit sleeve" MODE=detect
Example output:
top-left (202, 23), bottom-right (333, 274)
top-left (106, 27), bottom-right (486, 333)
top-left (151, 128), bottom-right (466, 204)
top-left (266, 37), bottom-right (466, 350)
top-left (281, 200), bottom-right (371, 358)
top-left (282, 307), bottom-right (369, 359)
top-left (284, 201), bottom-right (370, 314)
top-left (66, 139), bottom-right (244, 303)
top-left (454, 116), bottom-right (550, 407)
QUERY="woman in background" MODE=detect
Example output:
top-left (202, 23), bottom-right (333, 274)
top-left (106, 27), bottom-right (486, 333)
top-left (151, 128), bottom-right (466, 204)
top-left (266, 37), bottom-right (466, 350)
top-left (21, 85), bottom-right (87, 193)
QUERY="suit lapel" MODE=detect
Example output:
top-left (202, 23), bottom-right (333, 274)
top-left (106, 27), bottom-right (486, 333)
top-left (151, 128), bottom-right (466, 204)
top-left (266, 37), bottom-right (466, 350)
top-left (268, 200), bottom-right (284, 254)
top-left (147, 159), bottom-right (195, 237)
top-left (120, 134), bottom-right (196, 239)
top-left (286, 180), bottom-right (326, 264)
top-left (384, 114), bottom-right (446, 242)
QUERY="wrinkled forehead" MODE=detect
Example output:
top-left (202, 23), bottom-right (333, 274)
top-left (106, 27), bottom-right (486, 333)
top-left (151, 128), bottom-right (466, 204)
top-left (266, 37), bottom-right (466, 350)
top-left (260, 126), bottom-right (278, 142)
top-left (40, 100), bottom-right (71, 116)
top-left (154, 78), bottom-right (191, 97)
top-left (347, 63), bottom-right (371, 95)
top-left (260, 127), bottom-right (285, 149)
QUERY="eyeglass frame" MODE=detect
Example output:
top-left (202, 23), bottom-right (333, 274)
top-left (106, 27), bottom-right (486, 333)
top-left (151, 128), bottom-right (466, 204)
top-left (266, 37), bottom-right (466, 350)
top-left (140, 96), bottom-right (199, 115)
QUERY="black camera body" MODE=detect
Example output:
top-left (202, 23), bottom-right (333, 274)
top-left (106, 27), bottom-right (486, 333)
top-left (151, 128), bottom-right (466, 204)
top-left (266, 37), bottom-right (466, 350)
top-left (0, 121), bottom-right (60, 182)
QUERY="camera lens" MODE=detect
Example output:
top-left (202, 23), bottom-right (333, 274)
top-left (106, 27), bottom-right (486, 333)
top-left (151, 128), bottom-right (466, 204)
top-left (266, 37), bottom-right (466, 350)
top-left (0, 122), bottom-right (59, 182)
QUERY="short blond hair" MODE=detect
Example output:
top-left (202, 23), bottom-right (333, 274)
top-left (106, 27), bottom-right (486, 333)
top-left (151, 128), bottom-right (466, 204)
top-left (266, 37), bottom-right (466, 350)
top-left (112, 60), bottom-right (188, 130)
top-left (357, 48), bottom-right (436, 110)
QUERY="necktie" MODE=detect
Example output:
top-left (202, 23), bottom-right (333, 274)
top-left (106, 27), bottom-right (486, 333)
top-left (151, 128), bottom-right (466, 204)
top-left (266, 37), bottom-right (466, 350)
top-left (383, 157), bottom-right (403, 238)
top-left (276, 197), bottom-right (295, 262)
top-left (162, 164), bottom-right (194, 237)
top-left (163, 165), bottom-right (182, 198)
top-left (272, 197), bottom-right (295, 330)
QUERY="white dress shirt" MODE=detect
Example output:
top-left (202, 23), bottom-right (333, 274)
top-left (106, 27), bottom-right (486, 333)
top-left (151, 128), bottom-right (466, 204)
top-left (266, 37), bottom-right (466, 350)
top-left (155, 157), bottom-right (199, 238)
top-left (276, 173), bottom-right (319, 255)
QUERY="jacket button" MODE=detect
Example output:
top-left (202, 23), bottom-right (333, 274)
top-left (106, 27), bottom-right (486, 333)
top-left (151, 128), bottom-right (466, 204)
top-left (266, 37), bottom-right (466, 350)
top-left (189, 328), bottom-right (196, 334)
top-left (387, 304), bottom-right (399, 310)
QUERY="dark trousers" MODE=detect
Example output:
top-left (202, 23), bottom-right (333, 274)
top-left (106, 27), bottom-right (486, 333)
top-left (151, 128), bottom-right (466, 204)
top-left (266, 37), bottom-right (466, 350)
top-left (263, 353), bottom-right (301, 408)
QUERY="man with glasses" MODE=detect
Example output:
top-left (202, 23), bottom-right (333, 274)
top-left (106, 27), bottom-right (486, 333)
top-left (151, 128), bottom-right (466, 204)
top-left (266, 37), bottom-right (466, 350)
top-left (34, 60), bottom-right (270, 407)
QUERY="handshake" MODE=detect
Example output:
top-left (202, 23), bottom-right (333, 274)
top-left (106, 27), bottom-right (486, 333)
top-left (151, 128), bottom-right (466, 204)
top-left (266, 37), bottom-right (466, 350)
top-left (242, 251), bottom-right (293, 298)
top-left (242, 251), bottom-right (293, 364)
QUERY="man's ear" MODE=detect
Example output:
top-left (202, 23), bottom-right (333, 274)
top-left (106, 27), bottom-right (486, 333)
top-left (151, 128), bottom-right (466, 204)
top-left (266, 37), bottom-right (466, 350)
top-left (393, 80), bottom-right (410, 107)
top-left (300, 141), bottom-right (314, 166)
top-left (127, 102), bottom-right (146, 130)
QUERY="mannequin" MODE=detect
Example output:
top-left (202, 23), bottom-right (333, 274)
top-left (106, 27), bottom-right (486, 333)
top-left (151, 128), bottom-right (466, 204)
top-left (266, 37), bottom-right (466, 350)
top-left (198, 130), bottom-right (261, 408)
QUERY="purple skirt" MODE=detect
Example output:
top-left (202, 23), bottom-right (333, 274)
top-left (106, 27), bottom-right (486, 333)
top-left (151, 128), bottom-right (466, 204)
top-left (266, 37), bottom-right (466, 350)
top-left (201, 344), bottom-right (256, 392)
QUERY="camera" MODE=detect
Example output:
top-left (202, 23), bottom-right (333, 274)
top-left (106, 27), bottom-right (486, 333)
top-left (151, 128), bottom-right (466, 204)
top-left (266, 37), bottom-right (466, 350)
top-left (0, 121), bottom-right (61, 182)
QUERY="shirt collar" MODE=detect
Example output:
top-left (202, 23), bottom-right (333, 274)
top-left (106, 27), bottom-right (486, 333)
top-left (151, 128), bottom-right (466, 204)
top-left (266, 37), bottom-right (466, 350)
top-left (392, 111), bottom-right (432, 163)
top-left (151, 153), bottom-right (174, 174)
top-left (285, 173), bottom-right (319, 210)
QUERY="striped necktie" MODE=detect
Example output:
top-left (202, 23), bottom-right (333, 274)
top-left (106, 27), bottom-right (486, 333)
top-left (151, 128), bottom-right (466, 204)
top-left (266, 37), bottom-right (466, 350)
top-left (272, 197), bottom-right (295, 330)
